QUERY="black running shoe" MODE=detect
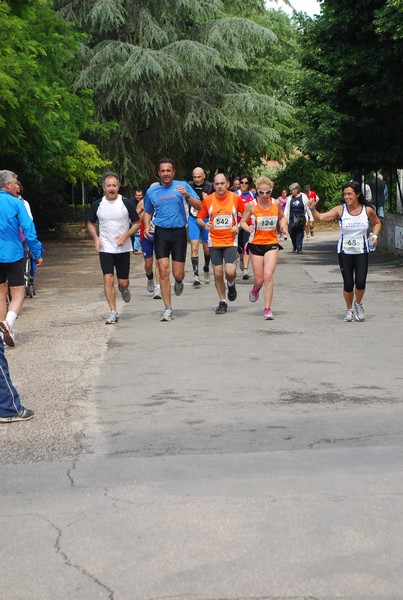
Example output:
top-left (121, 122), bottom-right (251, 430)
top-left (227, 284), bottom-right (237, 302)
top-left (215, 301), bottom-right (228, 314)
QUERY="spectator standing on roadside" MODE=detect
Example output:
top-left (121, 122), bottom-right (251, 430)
top-left (188, 167), bottom-right (213, 286)
top-left (303, 184), bottom-right (319, 239)
top-left (87, 172), bottom-right (140, 325)
top-left (143, 158), bottom-right (201, 322)
top-left (16, 181), bottom-right (33, 220)
top-left (361, 175), bottom-right (372, 203)
top-left (277, 188), bottom-right (288, 240)
top-left (0, 170), bottom-right (43, 347)
top-left (284, 183), bottom-right (312, 254)
top-left (370, 173), bottom-right (386, 220)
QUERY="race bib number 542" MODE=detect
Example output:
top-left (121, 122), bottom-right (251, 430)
top-left (214, 215), bottom-right (232, 229)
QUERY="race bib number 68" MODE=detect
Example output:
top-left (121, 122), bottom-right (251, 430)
top-left (342, 234), bottom-right (364, 253)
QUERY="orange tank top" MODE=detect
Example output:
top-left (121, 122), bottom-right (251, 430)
top-left (249, 201), bottom-right (279, 245)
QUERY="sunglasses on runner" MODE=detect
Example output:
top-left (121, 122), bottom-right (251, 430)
top-left (240, 180), bottom-right (249, 184)
top-left (258, 190), bottom-right (272, 195)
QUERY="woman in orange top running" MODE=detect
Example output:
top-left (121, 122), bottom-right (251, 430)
top-left (240, 176), bottom-right (288, 320)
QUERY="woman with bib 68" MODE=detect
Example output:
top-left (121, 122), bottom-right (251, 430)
top-left (307, 180), bottom-right (381, 322)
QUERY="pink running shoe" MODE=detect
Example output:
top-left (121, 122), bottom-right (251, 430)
top-left (249, 287), bottom-right (260, 303)
top-left (264, 308), bottom-right (274, 320)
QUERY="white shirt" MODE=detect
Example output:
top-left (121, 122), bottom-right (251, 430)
top-left (97, 195), bottom-right (133, 254)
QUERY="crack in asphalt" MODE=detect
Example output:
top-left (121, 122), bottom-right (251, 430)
top-left (27, 513), bottom-right (115, 599)
top-left (66, 457), bottom-right (79, 487)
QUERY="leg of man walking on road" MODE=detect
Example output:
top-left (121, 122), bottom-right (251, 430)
top-left (157, 257), bottom-right (172, 309)
top-left (0, 337), bottom-right (34, 422)
top-left (3, 283), bottom-right (25, 333)
top-left (103, 273), bottom-right (117, 315)
top-left (0, 265), bottom-right (28, 347)
top-left (213, 262), bottom-right (226, 303)
top-left (211, 247), bottom-right (238, 314)
top-left (155, 226), bottom-right (187, 321)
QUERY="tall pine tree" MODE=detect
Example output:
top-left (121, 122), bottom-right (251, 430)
top-left (57, 0), bottom-right (295, 182)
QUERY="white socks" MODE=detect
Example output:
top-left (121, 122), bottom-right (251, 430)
top-left (6, 311), bottom-right (17, 327)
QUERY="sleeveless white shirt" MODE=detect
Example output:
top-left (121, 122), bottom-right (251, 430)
top-left (338, 204), bottom-right (369, 254)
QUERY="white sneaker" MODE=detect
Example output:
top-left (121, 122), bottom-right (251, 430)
top-left (147, 278), bottom-right (154, 293)
top-left (160, 308), bottom-right (174, 322)
top-left (153, 284), bottom-right (161, 300)
top-left (0, 320), bottom-right (15, 347)
top-left (193, 275), bottom-right (202, 287)
top-left (344, 309), bottom-right (354, 322)
top-left (203, 271), bottom-right (210, 284)
top-left (105, 311), bottom-right (119, 324)
top-left (354, 301), bottom-right (365, 321)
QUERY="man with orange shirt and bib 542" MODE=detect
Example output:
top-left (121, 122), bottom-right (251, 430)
top-left (196, 173), bottom-right (246, 314)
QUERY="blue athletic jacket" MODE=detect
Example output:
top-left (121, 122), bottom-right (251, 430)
top-left (0, 190), bottom-right (43, 263)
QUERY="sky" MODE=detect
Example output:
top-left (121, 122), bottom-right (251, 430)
top-left (266, 0), bottom-right (321, 17)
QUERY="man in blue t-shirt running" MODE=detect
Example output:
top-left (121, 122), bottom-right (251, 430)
top-left (143, 158), bottom-right (201, 322)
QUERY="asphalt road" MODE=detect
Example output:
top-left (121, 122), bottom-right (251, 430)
top-left (1, 231), bottom-right (402, 600)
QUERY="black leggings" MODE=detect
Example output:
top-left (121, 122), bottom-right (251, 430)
top-left (338, 253), bottom-right (369, 293)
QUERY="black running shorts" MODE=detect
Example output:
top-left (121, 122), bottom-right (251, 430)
top-left (99, 252), bottom-right (130, 279)
top-left (248, 243), bottom-right (281, 256)
top-left (0, 259), bottom-right (24, 287)
top-left (154, 226), bottom-right (187, 262)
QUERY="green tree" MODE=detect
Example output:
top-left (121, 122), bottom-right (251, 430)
top-left (65, 140), bottom-right (111, 187)
top-left (57, 0), bottom-right (296, 183)
top-left (224, 7), bottom-right (301, 171)
top-left (375, 0), bottom-right (403, 41)
top-left (297, 0), bottom-right (403, 171)
top-left (0, 0), bottom-right (102, 184)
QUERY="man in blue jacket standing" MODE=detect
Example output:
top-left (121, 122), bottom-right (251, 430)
top-left (0, 170), bottom-right (43, 348)
top-left (0, 170), bottom-right (43, 422)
